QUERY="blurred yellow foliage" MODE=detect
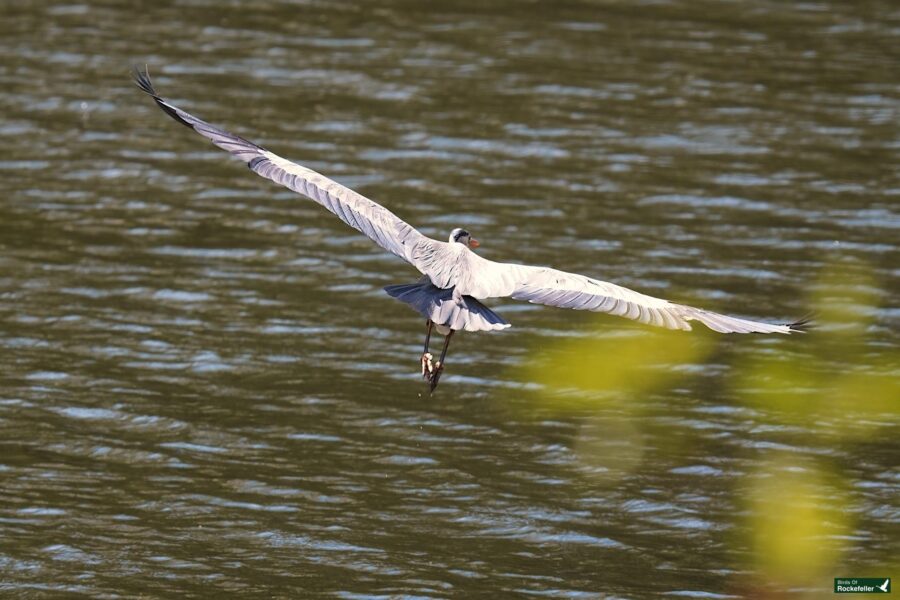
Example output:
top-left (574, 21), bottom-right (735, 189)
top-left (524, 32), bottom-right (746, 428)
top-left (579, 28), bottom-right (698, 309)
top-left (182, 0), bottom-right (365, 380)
top-left (735, 258), bottom-right (898, 438)
top-left (733, 258), bottom-right (898, 589)
top-left (517, 256), bottom-right (897, 587)
top-left (519, 325), bottom-right (715, 483)
top-left (524, 327), bottom-right (714, 410)
top-left (744, 456), bottom-right (851, 584)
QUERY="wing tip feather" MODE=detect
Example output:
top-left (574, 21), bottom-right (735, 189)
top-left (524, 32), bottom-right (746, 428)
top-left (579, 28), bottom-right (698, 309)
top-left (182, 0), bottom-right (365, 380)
top-left (132, 64), bottom-right (156, 96)
top-left (132, 64), bottom-right (195, 129)
top-left (785, 313), bottom-right (815, 333)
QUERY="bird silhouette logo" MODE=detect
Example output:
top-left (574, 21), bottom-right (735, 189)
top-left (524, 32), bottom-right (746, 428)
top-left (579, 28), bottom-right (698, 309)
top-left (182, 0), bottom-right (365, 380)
top-left (878, 578), bottom-right (890, 592)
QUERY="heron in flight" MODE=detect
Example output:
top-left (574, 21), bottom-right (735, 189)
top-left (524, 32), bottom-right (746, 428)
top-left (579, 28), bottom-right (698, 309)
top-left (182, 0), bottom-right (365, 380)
top-left (134, 68), bottom-right (807, 392)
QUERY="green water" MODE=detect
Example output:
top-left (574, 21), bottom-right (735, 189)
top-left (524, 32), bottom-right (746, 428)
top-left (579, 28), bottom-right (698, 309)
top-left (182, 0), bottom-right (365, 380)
top-left (1, 1), bottom-right (897, 597)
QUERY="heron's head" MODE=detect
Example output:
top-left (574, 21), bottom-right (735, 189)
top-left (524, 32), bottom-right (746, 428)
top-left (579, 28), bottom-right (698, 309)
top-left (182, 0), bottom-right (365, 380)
top-left (449, 227), bottom-right (480, 249)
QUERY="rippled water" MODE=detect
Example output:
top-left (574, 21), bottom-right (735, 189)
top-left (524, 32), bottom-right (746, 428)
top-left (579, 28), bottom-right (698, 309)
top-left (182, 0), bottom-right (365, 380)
top-left (1, 1), bottom-right (897, 597)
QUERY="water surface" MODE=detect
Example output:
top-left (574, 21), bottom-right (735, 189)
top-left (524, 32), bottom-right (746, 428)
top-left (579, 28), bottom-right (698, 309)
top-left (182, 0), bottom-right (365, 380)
top-left (1, 1), bottom-right (897, 597)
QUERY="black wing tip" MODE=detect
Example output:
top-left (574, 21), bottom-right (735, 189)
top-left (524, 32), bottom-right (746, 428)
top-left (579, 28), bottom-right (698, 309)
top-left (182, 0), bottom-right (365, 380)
top-left (132, 64), bottom-right (158, 96)
top-left (131, 64), bottom-right (195, 129)
top-left (786, 313), bottom-right (815, 333)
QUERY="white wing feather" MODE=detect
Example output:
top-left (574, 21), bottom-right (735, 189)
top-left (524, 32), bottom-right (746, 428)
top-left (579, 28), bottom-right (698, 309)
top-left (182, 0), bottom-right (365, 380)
top-left (456, 251), bottom-right (803, 334)
top-left (134, 69), bottom-right (432, 268)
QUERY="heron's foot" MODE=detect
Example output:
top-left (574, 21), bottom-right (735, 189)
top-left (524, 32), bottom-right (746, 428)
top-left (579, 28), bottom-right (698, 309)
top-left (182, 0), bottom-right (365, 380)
top-left (428, 362), bottom-right (444, 393)
top-left (420, 352), bottom-right (434, 378)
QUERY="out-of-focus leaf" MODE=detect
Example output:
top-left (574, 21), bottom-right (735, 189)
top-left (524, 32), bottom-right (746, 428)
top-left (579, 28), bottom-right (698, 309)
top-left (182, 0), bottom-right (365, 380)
top-left (744, 456), bottom-right (851, 584)
top-left (735, 258), bottom-right (897, 439)
top-left (524, 324), bottom-right (714, 412)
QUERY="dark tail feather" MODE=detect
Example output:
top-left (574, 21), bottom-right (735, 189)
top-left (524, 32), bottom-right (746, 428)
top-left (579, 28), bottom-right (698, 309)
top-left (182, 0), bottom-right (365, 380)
top-left (385, 282), bottom-right (510, 332)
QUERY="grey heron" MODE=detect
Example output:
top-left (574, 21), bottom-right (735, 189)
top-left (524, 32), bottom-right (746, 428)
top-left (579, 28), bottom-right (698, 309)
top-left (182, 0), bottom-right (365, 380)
top-left (134, 68), bottom-right (808, 392)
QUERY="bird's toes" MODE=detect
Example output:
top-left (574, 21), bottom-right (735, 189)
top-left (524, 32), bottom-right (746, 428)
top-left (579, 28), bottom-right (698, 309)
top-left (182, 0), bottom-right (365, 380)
top-left (421, 353), bottom-right (435, 378)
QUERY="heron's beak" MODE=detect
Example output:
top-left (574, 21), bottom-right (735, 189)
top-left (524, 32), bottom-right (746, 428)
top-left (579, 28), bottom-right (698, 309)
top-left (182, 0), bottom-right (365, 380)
top-left (468, 238), bottom-right (480, 249)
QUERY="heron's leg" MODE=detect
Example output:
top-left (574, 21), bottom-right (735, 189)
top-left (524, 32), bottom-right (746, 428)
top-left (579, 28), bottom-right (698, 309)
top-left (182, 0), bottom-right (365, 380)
top-left (429, 330), bottom-right (454, 393)
top-left (421, 320), bottom-right (434, 378)
top-left (437, 329), bottom-right (453, 366)
top-left (423, 320), bottom-right (433, 353)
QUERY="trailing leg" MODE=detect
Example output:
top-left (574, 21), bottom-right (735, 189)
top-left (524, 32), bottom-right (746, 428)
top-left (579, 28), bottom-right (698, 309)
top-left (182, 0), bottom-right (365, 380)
top-left (420, 320), bottom-right (434, 378)
top-left (428, 330), bottom-right (454, 393)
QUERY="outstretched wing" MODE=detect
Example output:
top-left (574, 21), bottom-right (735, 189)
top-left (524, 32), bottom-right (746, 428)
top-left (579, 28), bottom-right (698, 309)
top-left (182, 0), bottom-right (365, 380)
top-left (462, 253), bottom-right (807, 334)
top-left (133, 67), bottom-right (431, 267)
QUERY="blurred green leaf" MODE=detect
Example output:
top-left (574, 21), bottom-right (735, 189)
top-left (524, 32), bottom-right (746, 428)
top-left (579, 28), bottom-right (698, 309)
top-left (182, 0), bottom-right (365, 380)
top-left (735, 257), bottom-right (898, 440)
top-left (744, 456), bottom-right (851, 585)
top-left (524, 324), bottom-right (714, 412)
